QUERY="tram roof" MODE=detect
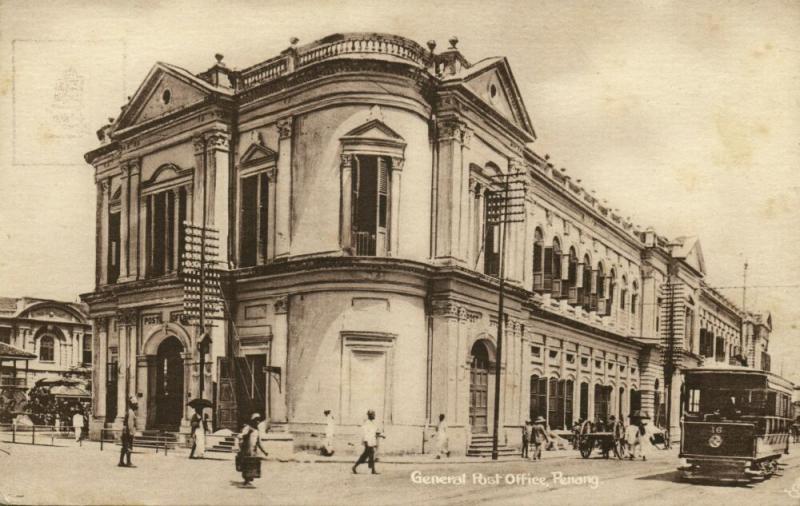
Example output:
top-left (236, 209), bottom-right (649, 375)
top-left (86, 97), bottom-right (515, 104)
top-left (684, 364), bottom-right (794, 393)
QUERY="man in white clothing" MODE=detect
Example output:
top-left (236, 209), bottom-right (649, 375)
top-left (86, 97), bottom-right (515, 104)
top-left (352, 410), bottom-right (381, 474)
top-left (322, 410), bottom-right (335, 456)
top-left (72, 410), bottom-right (85, 442)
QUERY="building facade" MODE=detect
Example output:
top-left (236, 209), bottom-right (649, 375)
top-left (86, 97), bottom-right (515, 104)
top-left (81, 33), bottom-right (773, 453)
top-left (0, 297), bottom-right (92, 408)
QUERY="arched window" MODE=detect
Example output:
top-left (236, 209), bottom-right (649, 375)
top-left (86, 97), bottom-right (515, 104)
top-left (39, 335), bottom-right (55, 362)
top-left (532, 228), bottom-right (544, 292)
top-left (547, 378), bottom-right (574, 429)
top-left (591, 262), bottom-right (605, 312)
top-left (529, 375), bottom-right (547, 420)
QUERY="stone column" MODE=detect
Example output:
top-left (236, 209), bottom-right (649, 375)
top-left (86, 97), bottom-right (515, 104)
top-left (119, 164), bottom-right (130, 280)
top-left (135, 354), bottom-right (150, 429)
top-left (275, 118), bottom-right (293, 258)
top-left (138, 195), bottom-right (148, 278)
top-left (94, 319), bottom-right (107, 418)
top-left (192, 136), bottom-right (206, 225)
top-left (114, 318), bottom-right (128, 428)
top-left (271, 296), bottom-right (289, 422)
top-left (172, 187), bottom-right (181, 271)
top-left (389, 157), bottom-right (404, 256)
top-left (266, 168), bottom-right (277, 260)
top-left (127, 160), bottom-right (142, 280)
top-left (457, 128), bottom-right (472, 262)
top-left (181, 352), bottom-right (193, 433)
top-left (98, 181), bottom-right (110, 285)
top-left (205, 130), bottom-right (231, 263)
top-left (434, 119), bottom-right (467, 263)
top-left (340, 154), bottom-right (354, 251)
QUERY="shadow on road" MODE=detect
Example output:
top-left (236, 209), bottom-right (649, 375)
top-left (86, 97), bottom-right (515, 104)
top-left (635, 470), bottom-right (755, 489)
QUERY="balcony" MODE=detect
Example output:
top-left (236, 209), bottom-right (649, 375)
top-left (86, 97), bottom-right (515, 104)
top-left (239, 33), bottom-right (429, 90)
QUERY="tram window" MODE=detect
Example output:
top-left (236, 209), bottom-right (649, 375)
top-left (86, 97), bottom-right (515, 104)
top-left (687, 389), bottom-right (700, 413)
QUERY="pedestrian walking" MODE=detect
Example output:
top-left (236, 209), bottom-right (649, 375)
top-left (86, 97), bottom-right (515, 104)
top-left (624, 419), bottom-right (639, 460)
top-left (352, 410), bottom-right (382, 474)
top-left (118, 399), bottom-right (137, 467)
top-left (72, 410), bottom-right (85, 443)
top-left (237, 413), bottom-right (269, 486)
top-left (530, 416), bottom-right (549, 461)
top-left (636, 413), bottom-right (656, 461)
top-left (189, 408), bottom-right (207, 459)
top-left (321, 409), bottom-right (335, 456)
top-left (435, 413), bottom-right (449, 459)
top-left (521, 419), bottom-right (532, 459)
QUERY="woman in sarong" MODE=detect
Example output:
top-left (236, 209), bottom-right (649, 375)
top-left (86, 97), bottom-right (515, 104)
top-left (237, 413), bottom-right (269, 486)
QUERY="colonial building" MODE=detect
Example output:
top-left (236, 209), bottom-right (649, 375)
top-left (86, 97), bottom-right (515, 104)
top-left (81, 33), bottom-right (773, 453)
top-left (0, 297), bottom-right (92, 409)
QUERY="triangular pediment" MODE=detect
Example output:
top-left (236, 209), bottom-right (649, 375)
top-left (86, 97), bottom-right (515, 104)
top-left (461, 58), bottom-right (536, 140)
top-left (115, 63), bottom-right (224, 131)
top-left (342, 119), bottom-right (404, 141)
top-left (672, 237), bottom-right (706, 275)
top-left (240, 142), bottom-right (278, 168)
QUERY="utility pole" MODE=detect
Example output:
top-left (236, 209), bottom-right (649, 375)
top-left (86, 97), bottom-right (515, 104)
top-left (486, 170), bottom-right (525, 460)
top-left (742, 260), bottom-right (748, 314)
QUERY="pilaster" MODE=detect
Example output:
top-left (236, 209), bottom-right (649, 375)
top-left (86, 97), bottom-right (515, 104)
top-left (275, 118), bottom-right (293, 258)
top-left (98, 180), bottom-right (110, 286)
top-left (119, 164), bottom-right (130, 280)
top-left (127, 160), bottom-right (141, 280)
top-left (270, 296), bottom-right (289, 422)
top-left (433, 119), bottom-right (468, 264)
top-left (340, 154), bottom-right (353, 251)
top-left (205, 130), bottom-right (231, 263)
top-left (389, 156), bottom-right (404, 256)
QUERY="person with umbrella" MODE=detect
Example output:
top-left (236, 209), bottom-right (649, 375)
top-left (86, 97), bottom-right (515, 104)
top-left (188, 398), bottom-right (212, 459)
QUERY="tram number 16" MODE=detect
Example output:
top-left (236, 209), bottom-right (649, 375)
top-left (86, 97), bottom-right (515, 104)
top-left (710, 426), bottom-right (724, 434)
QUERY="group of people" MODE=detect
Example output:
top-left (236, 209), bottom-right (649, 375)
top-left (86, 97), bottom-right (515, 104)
top-left (521, 416), bottom-right (551, 460)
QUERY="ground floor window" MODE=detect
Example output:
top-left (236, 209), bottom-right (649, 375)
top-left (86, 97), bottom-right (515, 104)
top-left (594, 384), bottom-right (612, 423)
top-left (529, 375), bottom-right (547, 420)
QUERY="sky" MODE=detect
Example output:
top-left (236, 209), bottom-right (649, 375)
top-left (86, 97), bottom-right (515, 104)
top-left (1, 0), bottom-right (798, 379)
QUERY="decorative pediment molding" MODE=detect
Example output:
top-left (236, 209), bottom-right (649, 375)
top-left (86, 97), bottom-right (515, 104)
top-left (240, 142), bottom-right (278, 169)
top-left (142, 163), bottom-right (193, 188)
top-left (340, 119), bottom-right (406, 158)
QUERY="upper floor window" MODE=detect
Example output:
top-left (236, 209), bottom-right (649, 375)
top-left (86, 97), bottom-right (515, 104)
top-left (551, 238), bottom-right (563, 298)
top-left (532, 228), bottom-right (544, 292)
top-left (340, 119), bottom-right (405, 258)
top-left (631, 281), bottom-right (639, 315)
top-left (145, 187), bottom-right (188, 277)
top-left (0, 327), bottom-right (11, 344)
top-left (566, 247), bottom-right (579, 304)
top-left (581, 255), bottom-right (592, 312)
top-left (352, 155), bottom-right (390, 256)
top-left (240, 172), bottom-right (270, 267)
top-left (620, 275), bottom-right (628, 310)
top-left (39, 335), bottom-right (54, 362)
top-left (141, 164), bottom-right (192, 279)
top-left (82, 334), bottom-right (92, 365)
top-left (108, 211), bottom-right (121, 283)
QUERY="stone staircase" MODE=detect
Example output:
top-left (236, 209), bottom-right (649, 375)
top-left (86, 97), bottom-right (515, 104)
top-left (466, 434), bottom-right (519, 458)
top-left (208, 434), bottom-right (238, 453)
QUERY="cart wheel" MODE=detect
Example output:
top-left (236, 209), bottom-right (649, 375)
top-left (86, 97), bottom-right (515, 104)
top-left (613, 439), bottom-right (624, 460)
top-left (579, 439), bottom-right (592, 459)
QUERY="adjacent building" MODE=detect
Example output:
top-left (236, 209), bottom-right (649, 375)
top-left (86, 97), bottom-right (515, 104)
top-left (0, 297), bottom-right (92, 414)
top-left (81, 33), bottom-right (774, 453)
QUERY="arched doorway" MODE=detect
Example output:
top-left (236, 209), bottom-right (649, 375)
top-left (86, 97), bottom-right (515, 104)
top-left (154, 336), bottom-right (184, 429)
top-left (469, 341), bottom-right (490, 433)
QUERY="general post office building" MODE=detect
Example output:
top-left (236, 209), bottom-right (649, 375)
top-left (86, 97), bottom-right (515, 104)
top-left (82, 33), bottom-right (773, 454)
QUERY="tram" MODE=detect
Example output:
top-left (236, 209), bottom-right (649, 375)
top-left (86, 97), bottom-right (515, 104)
top-left (678, 365), bottom-right (794, 482)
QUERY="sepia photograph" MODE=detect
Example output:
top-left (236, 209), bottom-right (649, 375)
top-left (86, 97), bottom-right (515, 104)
top-left (0, 1), bottom-right (799, 504)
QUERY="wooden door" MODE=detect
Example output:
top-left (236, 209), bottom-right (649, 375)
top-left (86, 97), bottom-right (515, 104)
top-left (469, 342), bottom-right (490, 433)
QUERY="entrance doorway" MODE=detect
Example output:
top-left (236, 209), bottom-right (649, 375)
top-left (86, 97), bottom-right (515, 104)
top-left (154, 336), bottom-right (184, 430)
top-left (469, 341), bottom-right (490, 433)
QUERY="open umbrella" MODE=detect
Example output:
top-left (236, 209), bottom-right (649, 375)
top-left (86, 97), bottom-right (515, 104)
top-left (187, 398), bottom-right (213, 410)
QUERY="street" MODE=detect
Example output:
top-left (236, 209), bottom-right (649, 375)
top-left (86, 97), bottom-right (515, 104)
top-left (2, 442), bottom-right (800, 505)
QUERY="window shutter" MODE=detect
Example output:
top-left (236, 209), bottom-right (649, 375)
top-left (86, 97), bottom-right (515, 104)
top-left (561, 254), bottom-right (570, 280)
top-left (576, 263), bottom-right (584, 288)
top-left (543, 247), bottom-right (553, 290)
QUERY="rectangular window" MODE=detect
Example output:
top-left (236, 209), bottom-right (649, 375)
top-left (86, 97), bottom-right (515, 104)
top-left (687, 388), bottom-right (700, 413)
top-left (529, 376), bottom-right (547, 420)
top-left (352, 156), bottom-right (390, 256)
top-left (146, 188), bottom-right (186, 277)
top-left (82, 335), bottom-right (92, 365)
top-left (240, 173), bottom-right (269, 267)
top-left (0, 327), bottom-right (10, 344)
top-left (581, 357), bottom-right (589, 367)
top-left (549, 350), bottom-right (558, 360)
top-left (108, 212), bottom-right (121, 283)
top-left (531, 346), bottom-right (541, 358)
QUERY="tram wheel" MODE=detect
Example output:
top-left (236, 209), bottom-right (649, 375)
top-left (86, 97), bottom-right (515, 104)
top-left (579, 441), bottom-right (592, 459)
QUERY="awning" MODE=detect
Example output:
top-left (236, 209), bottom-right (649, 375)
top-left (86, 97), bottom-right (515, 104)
top-left (50, 385), bottom-right (91, 398)
top-left (0, 342), bottom-right (36, 360)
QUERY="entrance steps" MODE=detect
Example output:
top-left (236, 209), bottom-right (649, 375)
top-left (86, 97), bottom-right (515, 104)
top-left (467, 434), bottom-right (519, 458)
